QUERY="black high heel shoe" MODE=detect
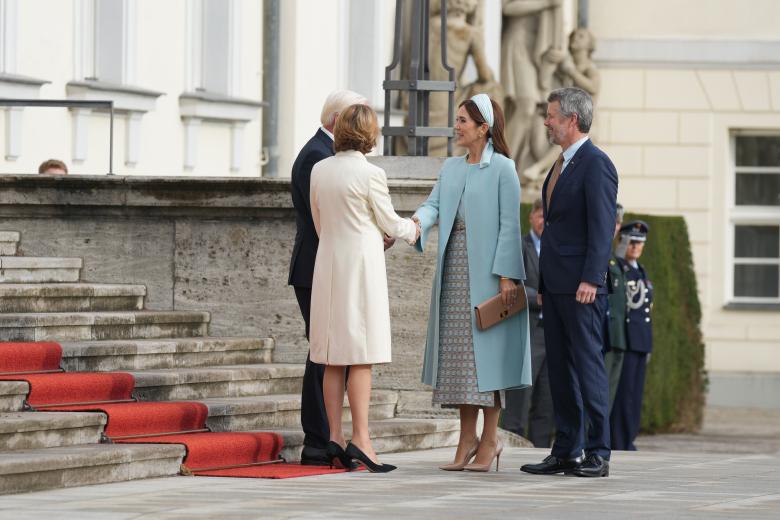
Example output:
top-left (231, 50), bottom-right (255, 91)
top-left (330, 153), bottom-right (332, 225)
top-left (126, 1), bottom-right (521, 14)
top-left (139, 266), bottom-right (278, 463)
top-left (345, 442), bottom-right (397, 473)
top-left (326, 441), bottom-right (353, 470)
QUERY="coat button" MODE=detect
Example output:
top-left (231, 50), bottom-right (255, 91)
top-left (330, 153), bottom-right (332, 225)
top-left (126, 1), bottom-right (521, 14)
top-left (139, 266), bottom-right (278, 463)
top-left (645, 308), bottom-right (650, 313)
top-left (645, 317), bottom-right (650, 322)
top-left (645, 298), bottom-right (649, 303)
top-left (626, 318), bottom-right (630, 323)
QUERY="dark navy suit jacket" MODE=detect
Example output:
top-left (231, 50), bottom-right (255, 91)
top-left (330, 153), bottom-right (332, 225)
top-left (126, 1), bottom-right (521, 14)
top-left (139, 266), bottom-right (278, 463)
top-left (539, 139), bottom-right (618, 295)
top-left (288, 129), bottom-right (334, 288)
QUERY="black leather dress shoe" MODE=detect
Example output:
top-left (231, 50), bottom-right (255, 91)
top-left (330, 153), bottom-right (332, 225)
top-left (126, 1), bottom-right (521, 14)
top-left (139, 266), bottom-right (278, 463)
top-left (520, 454), bottom-right (583, 475)
top-left (571, 453), bottom-right (609, 477)
top-left (300, 445), bottom-right (330, 466)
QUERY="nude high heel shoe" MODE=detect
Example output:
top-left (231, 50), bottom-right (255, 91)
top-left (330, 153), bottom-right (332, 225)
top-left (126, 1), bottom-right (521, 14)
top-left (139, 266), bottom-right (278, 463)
top-left (463, 440), bottom-right (503, 472)
top-left (439, 438), bottom-right (480, 471)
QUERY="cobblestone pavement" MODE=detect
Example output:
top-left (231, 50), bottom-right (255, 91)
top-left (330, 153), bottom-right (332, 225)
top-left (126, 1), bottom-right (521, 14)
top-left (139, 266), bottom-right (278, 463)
top-left (3, 407), bottom-right (779, 519)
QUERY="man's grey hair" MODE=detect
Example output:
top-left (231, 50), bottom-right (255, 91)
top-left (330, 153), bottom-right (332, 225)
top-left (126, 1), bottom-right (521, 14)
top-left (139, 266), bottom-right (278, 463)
top-left (320, 90), bottom-right (368, 127)
top-left (547, 87), bottom-right (593, 133)
top-left (616, 202), bottom-right (625, 224)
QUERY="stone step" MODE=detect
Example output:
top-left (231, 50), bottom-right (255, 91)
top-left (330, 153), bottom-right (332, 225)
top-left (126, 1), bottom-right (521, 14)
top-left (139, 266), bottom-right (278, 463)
top-left (0, 283), bottom-right (146, 313)
top-left (0, 257), bottom-right (82, 283)
top-left (0, 310), bottom-right (210, 342)
top-left (0, 412), bottom-right (105, 451)
top-left (201, 390), bottom-right (398, 431)
top-left (272, 417), bottom-right (461, 462)
top-left (131, 364), bottom-right (304, 401)
top-left (0, 443), bottom-right (184, 495)
top-left (0, 381), bottom-right (27, 412)
top-left (0, 232), bottom-right (20, 256)
top-left (60, 337), bottom-right (273, 371)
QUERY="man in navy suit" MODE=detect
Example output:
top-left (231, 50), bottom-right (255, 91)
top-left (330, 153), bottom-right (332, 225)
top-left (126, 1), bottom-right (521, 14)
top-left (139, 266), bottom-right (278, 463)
top-left (288, 89), bottom-right (368, 465)
top-left (520, 87), bottom-right (618, 478)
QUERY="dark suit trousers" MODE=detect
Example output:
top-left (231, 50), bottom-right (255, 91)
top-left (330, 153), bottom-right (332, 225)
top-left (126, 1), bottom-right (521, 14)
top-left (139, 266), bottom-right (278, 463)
top-left (543, 294), bottom-right (611, 460)
top-left (294, 287), bottom-right (329, 450)
top-left (504, 318), bottom-right (555, 448)
top-left (610, 350), bottom-right (647, 451)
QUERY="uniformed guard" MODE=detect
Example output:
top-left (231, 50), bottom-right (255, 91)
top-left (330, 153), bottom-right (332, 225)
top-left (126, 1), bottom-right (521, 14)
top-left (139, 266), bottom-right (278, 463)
top-left (604, 204), bottom-right (627, 412)
top-left (610, 220), bottom-right (653, 451)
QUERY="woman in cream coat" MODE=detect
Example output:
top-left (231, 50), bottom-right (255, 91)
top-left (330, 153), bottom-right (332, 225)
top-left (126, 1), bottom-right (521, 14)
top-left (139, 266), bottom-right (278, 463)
top-left (310, 104), bottom-right (419, 472)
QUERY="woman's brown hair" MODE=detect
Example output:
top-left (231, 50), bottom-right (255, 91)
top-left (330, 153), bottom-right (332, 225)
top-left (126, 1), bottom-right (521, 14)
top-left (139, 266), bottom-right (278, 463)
top-left (334, 104), bottom-right (378, 154)
top-left (458, 98), bottom-right (511, 159)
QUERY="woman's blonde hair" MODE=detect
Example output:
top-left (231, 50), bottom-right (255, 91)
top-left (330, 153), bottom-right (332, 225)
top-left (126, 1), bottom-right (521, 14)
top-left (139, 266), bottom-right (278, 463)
top-left (334, 104), bottom-right (379, 154)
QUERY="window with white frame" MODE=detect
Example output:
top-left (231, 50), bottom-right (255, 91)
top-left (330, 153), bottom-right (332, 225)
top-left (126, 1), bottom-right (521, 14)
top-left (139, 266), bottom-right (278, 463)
top-left (731, 134), bottom-right (780, 302)
top-left (75, 0), bottom-right (136, 84)
top-left (186, 0), bottom-right (241, 97)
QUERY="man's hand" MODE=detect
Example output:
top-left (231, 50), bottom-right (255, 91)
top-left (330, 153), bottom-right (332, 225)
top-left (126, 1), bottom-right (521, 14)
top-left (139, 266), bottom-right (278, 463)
top-left (383, 234), bottom-right (396, 250)
top-left (536, 293), bottom-right (543, 307)
top-left (576, 282), bottom-right (597, 304)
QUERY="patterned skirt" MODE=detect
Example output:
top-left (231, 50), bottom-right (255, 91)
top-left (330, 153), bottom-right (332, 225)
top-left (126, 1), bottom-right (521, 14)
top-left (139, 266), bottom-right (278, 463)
top-left (432, 218), bottom-right (504, 409)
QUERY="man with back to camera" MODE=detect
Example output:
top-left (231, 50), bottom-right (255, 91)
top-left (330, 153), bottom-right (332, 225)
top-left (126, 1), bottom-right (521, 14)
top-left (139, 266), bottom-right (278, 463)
top-left (288, 89), bottom-right (372, 466)
top-left (520, 87), bottom-right (618, 478)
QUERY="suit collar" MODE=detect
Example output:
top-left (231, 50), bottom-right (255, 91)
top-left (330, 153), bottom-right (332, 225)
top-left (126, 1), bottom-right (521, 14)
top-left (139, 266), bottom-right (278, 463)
top-left (315, 128), bottom-right (333, 146)
top-left (544, 138), bottom-right (593, 213)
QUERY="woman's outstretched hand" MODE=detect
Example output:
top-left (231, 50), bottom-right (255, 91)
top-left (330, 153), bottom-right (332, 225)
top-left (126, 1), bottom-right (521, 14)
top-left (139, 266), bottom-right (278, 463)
top-left (410, 216), bottom-right (421, 245)
top-left (500, 277), bottom-right (518, 307)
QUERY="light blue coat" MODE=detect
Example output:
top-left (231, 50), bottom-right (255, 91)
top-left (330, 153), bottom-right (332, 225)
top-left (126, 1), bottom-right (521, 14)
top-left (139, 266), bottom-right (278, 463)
top-left (414, 142), bottom-right (532, 392)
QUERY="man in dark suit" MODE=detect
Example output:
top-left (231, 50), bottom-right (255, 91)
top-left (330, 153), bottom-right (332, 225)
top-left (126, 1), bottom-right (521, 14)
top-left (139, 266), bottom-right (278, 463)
top-left (521, 87), bottom-right (618, 478)
top-left (288, 89), bottom-right (368, 465)
top-left (503, 198), bottom-right (554, 447)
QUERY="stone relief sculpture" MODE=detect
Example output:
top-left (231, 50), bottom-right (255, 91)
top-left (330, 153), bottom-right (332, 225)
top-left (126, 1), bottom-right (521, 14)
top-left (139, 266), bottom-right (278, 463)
top-left (500, 0), bottom-right (564, 193)
top-left (500, 0), bottom-right (600, 196)
top-left (518, 27), bottom-right (601, 195)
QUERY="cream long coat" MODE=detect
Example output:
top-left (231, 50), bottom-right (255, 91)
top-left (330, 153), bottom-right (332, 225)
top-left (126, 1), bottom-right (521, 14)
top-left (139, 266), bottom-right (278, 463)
top-left (309, 150), bottom-right (417, 365)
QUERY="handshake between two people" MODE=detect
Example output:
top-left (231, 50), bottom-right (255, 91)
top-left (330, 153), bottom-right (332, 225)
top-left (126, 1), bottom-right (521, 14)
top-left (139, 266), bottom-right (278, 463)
top-left (383, 216), bottom-right (422, 251)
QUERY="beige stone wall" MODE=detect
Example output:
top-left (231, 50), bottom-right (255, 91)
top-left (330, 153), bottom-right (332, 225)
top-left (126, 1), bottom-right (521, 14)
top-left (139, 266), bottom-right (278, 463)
top-left (594, 66), bottom-right (780, 374)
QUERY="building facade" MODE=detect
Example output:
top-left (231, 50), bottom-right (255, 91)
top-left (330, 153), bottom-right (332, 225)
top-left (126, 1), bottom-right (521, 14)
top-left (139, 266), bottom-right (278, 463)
top-left (0, 0), bottom-right (264, 176)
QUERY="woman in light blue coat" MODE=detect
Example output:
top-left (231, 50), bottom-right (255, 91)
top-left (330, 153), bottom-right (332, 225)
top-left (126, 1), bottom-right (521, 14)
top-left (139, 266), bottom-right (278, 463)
top-left (412, 94), bottom-right (531, 472)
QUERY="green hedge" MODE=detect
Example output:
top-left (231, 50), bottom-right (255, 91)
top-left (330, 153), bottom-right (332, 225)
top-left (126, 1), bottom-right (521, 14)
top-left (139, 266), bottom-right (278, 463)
top-left (519, 205), bottom-right (706, 433)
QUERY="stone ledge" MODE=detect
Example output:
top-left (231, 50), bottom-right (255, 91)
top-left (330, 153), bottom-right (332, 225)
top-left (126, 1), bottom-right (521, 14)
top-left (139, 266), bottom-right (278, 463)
top-left (0, 167), bottom-right (435, 217)
top-left (0, 283), bottom-right (146, 298)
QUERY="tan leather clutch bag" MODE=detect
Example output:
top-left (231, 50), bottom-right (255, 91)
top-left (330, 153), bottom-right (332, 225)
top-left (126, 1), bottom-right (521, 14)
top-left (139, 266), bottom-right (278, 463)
top-left (474, 284), bottom-right (527, 331)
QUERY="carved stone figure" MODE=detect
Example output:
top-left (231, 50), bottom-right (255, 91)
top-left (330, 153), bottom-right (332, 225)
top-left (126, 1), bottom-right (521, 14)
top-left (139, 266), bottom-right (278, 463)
top-left (518, 27), bottom-right (601, 196)
top-left (501, 0), bottom-right (564, 179)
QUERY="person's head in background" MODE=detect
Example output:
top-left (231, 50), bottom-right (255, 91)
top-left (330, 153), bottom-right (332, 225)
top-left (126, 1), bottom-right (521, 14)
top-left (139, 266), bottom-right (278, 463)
top-left (529, 198), bottom-right (544, 237)
top-left (614, 203), bottom-right (624, 239)
top-left (320, 90), bottom-right (368, 133)
top-left (38, 159), bottom-right (68, 175)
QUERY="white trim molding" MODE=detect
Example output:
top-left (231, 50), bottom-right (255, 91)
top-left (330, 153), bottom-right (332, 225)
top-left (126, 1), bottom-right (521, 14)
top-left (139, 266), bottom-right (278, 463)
top-left (0, 73), bottom-right (49, 161)
top-left (594, 38), bottom-right (780, 69)
top-left (67, 80), bottom-right (163, 165)
top-left (178, 91), bottom-right (265, 171)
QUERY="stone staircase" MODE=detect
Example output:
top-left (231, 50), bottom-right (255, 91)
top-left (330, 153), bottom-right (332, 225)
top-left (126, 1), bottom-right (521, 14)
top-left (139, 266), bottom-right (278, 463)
top-left (0, 231), bottom-right (459, 494)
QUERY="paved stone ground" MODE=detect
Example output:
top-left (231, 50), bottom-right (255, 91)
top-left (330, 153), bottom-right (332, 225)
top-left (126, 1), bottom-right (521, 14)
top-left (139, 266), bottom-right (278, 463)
top-left (3, 407), bottom-right (779, 519)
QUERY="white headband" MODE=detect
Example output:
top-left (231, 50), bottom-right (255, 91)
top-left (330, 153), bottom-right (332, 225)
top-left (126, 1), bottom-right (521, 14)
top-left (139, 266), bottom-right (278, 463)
top-left (470, 93), bottom-right (494, 129)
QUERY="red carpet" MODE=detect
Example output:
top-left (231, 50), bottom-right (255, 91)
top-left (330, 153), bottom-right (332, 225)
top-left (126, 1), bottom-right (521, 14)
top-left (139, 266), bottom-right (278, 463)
top-left (0, 372), bottom-right (135, 407)
top-left (121, 431), bottom-right (284, 470)
top-left (0, 342), bottom-right (62, 373)
top-left (195, 463), bottom-right (356, 479)
top-left (0, 341), bottom-right (329, 479)
top-left (42, 401), bottom-right (210, 438)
